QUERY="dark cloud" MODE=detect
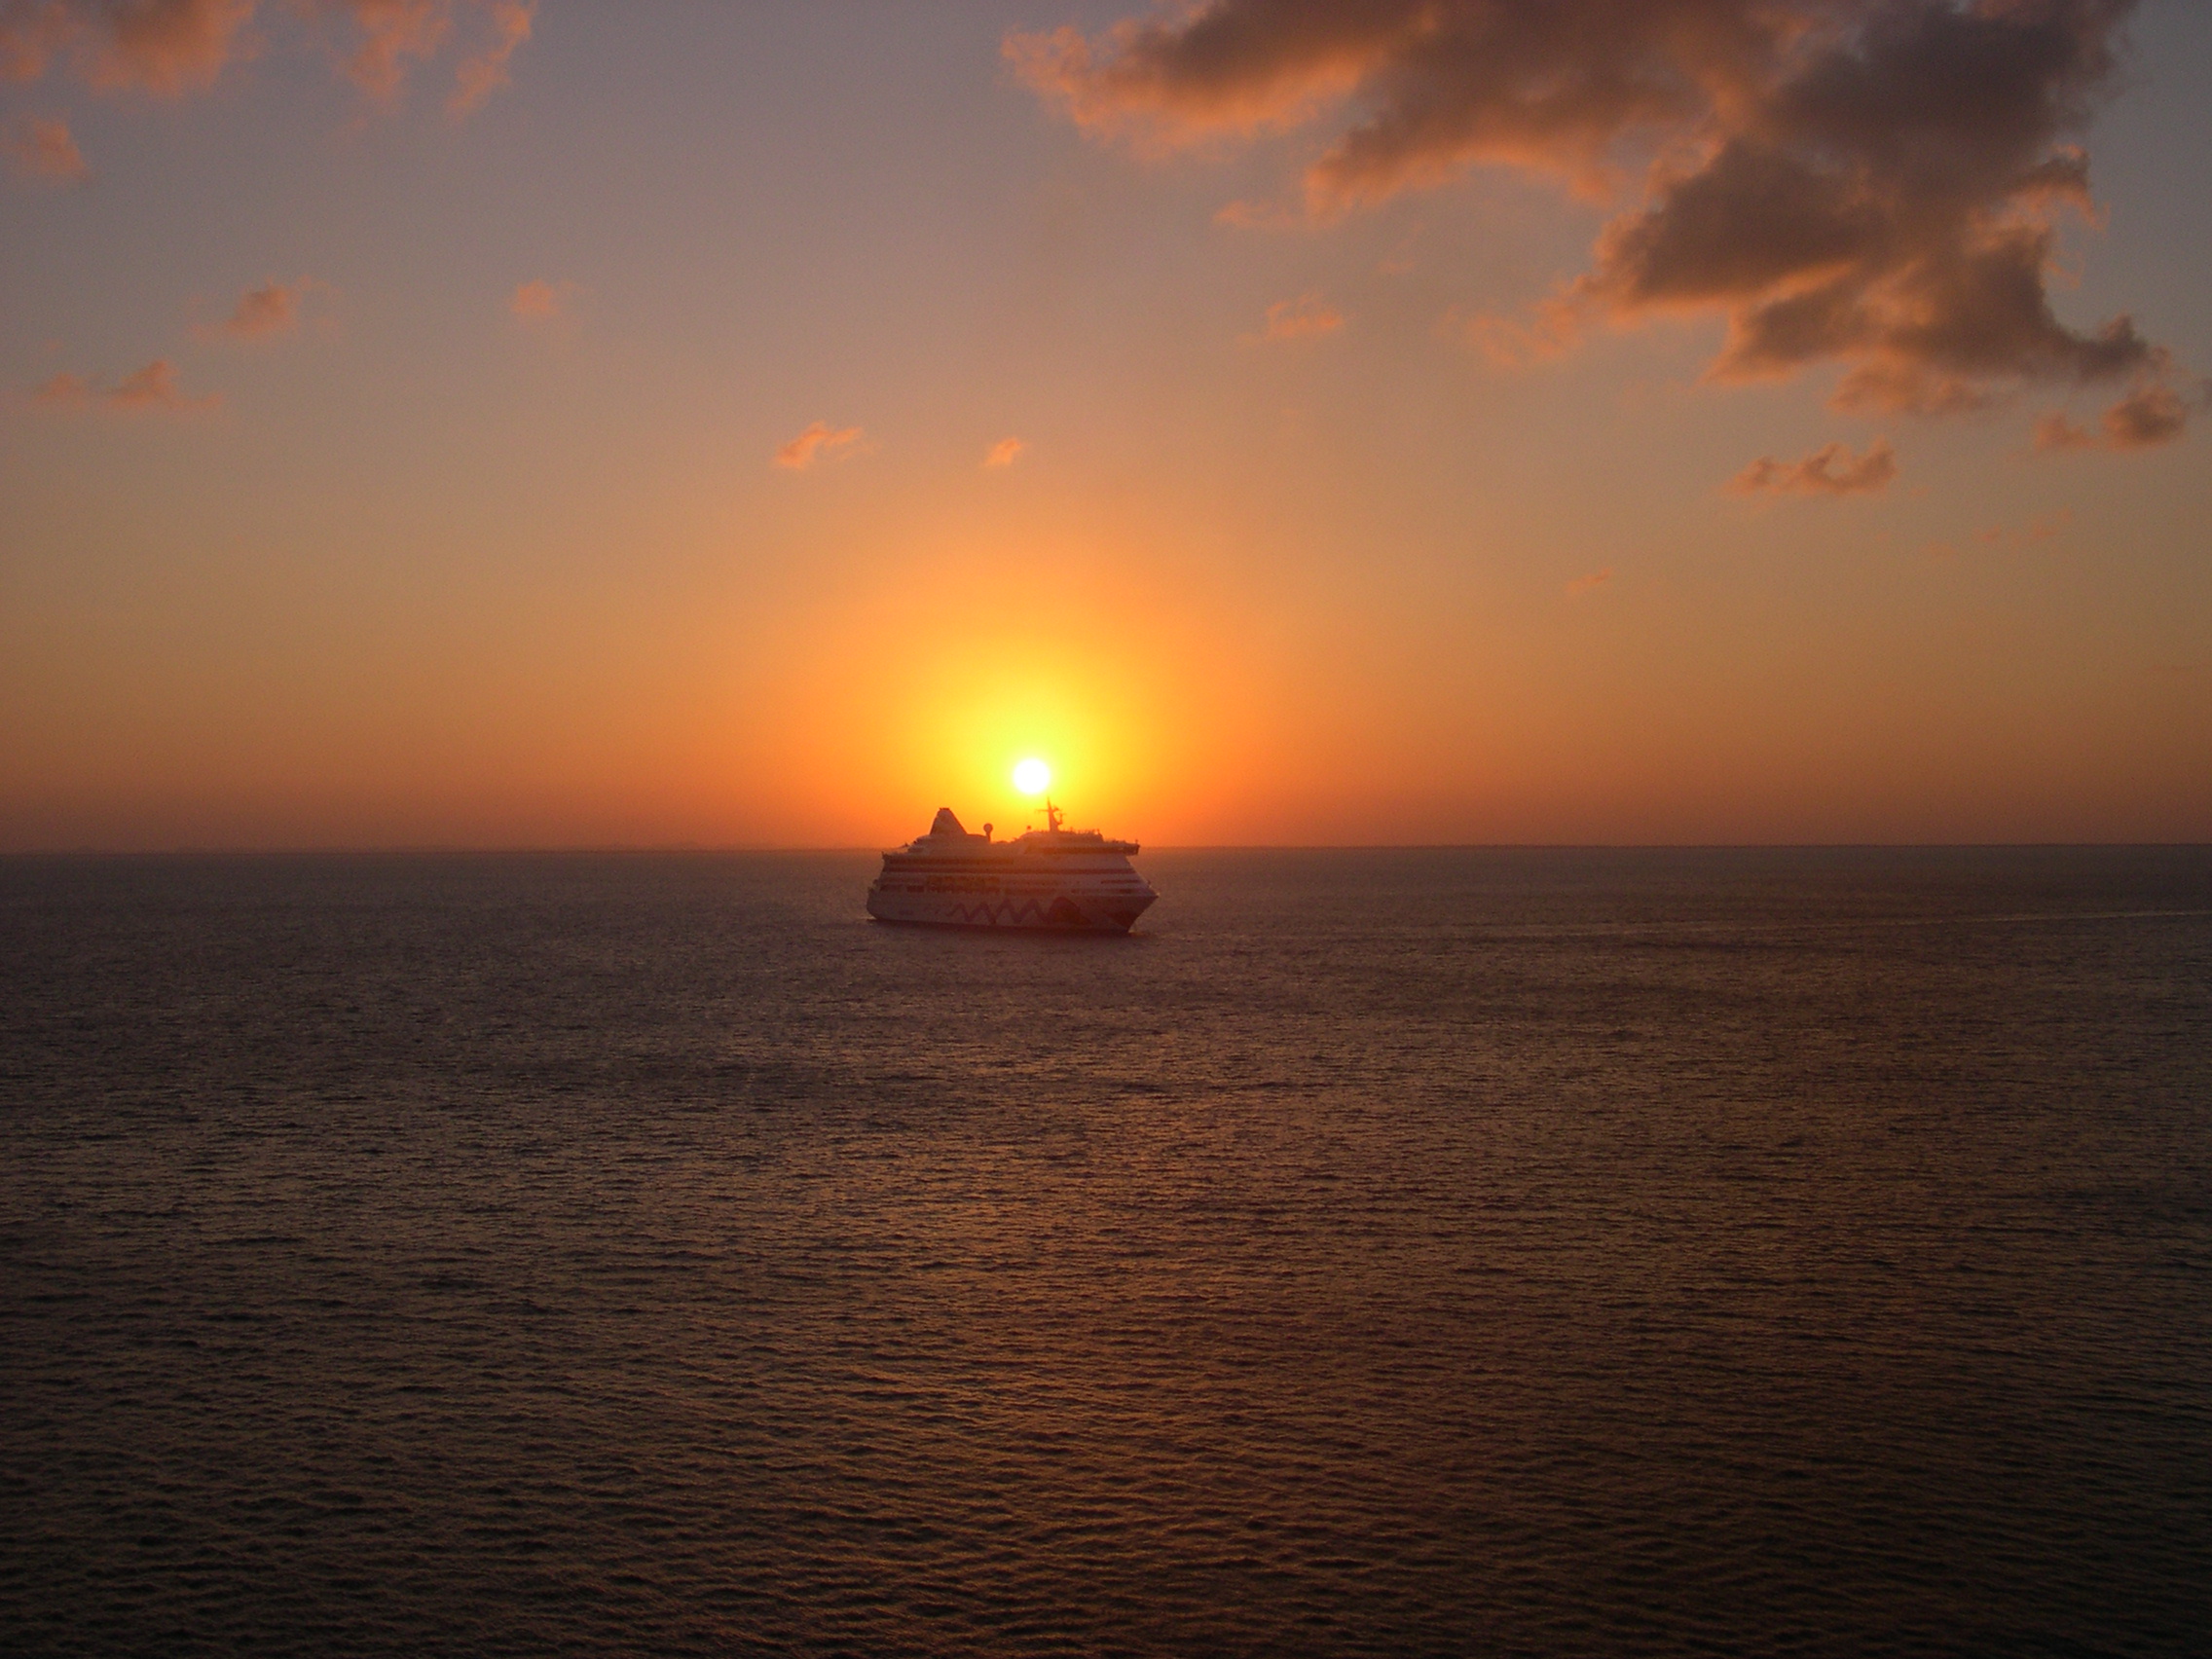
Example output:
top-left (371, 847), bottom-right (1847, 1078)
top-left (1013, 0), bottom-right (2187, 438)
top-left (1727, 437), bottom-right (1897, 497)
top-left (2099, 381), bottom-right (2189, 449)
top-left (2035, 382), bottom-right (2194, 452)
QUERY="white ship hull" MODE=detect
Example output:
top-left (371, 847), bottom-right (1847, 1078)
top-left (866, 805), bottom-right (1157, 933)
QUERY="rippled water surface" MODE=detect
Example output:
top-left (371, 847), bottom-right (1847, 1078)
top-left (4, 849), bottom-right (2210, 1656)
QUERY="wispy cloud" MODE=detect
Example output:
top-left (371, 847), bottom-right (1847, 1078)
top-left (107, 357), bottom-right (211, 410)
top-left (32, 371), bottom-right (92, 408)
top-left (31, 358), bottom-right (219, 414)
top-left (774, 421), bottom-right (866, 471)
top-left (94, 0), bottom-right (254, 96)
top-left (981, 436), bottom-right (1025, 469)
top-left (448, 0), bottom-right (530, 115)
top-left (1969, 507), bottom-right (2074, 550)
top-left (342, 0), bottom-right (451, 104)
top-left (507, 277), bottom-right (579, 325)
top-left (0, 0), bottom-right (260, 97)
top-left (0, 1), bottom-right (532, 113)
top-left (0, 2), bottom-right (72, 82)
top-left (1013, 2), bottom-right (2184, 419)
top-left (1454, 299), bottom-right (1578, 371)
top-left (1213, 198), bottom-right (1299, 232)
top-left (1728, 438), bottom-right (1896, 498)
top-left (2030, 413), bottom-right (2097, 454)
top-left (343, 0), bottom-right (536, 113)
top-left (1245, 292), bottom-right (1343, 345)
top-left (1566, 568), bottom-right (1613, 597)
top-left (4, 114), bottom-right (88, 182)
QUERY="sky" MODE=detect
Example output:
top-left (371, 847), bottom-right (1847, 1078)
top-left (2, 0), bottom-right (2207, 849)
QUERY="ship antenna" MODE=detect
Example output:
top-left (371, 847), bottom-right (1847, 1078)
top-left (1046, 796), bottom-right (1062, 833)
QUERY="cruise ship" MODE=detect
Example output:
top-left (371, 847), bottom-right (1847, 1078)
top-left (866, 802), bottom-right (1157, 932)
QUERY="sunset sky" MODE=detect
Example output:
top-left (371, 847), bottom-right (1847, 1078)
top-left (3, 0), bottom-right (2207, 848)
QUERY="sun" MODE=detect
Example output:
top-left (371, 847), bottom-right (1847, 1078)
top-left (1013, 757), bottom-right (1051, 795)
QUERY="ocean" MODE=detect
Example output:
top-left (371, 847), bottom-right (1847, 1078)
top-left (3, 848), bottom-right (2208, 1656)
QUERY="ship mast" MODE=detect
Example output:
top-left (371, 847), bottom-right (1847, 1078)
top-left (1045, 797), bottom-right (1063, 833)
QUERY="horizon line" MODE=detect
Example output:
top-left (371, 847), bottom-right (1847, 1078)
top-left (4, 841), bottom-right (2209, 857)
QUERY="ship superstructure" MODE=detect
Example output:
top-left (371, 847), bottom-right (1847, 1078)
top-left (866, 803), bottom-right (1157, 932)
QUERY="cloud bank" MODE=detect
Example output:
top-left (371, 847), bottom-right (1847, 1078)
top-left (1012, 0), bottom-right (2187, 444)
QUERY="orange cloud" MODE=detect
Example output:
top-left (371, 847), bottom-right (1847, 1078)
top-left (31, 369), bottom-right (91, 407)
top-left (774, 421), bottom-right (865, 470)
top-left (1566, 568), bottom-right (1613, 597)
top-left (1456, 297), bottom-right (1579, 371)
top-left (4, 113), bottom-right (87, 181)
top-left (342, 0), bottom-right (449, 102)
top-left (1014, 2), bottom-right (2178, 418)
top-left (0, 0), bottom-right (253, 98)
top-left (0, 2), bottom-right (71, 82)
top-left (1728, 438), bottom-right (1896, 498)
top-left (507, 277), bottom-right (570, 322)
top-left (31, 358), bottom-right (219, 414)
top-left (1245, 292), bottom-right (1343, 344)
top-left (1005, 17), bottom-right (1377, 152)
top-left (0, 1), bottom-right (530, 111)
top-left (89, 0), bottom-right (254, 96)
top-left (448, 0), bottom-right (530, 115)
top-left (982, 436), bottom-right (1025, 468)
